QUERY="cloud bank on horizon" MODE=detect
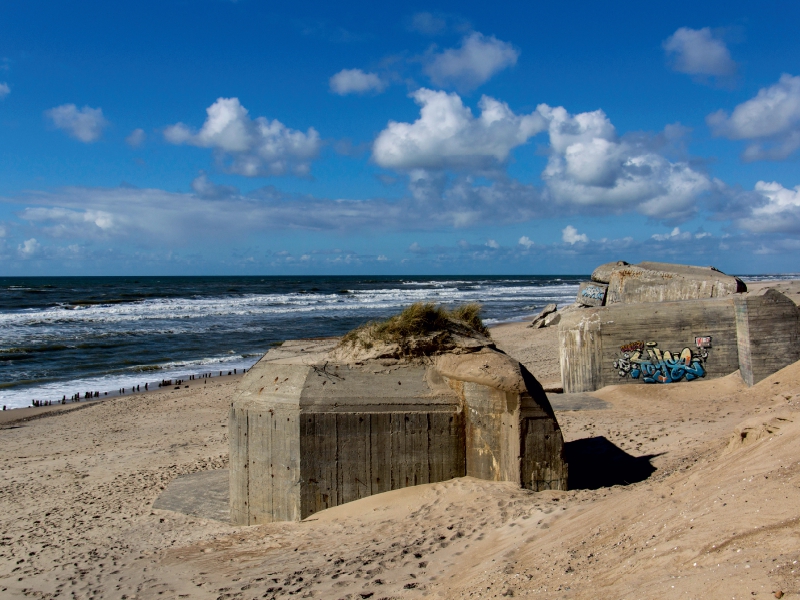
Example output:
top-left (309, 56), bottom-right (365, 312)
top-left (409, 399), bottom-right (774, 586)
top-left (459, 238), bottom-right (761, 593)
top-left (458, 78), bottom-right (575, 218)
top-left (1, 3), bottom-right (800, 275)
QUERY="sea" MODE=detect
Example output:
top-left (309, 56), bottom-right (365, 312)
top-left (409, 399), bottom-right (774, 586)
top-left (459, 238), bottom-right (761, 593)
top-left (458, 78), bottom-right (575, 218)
top-left (0, 275), bottom-right (590, 410)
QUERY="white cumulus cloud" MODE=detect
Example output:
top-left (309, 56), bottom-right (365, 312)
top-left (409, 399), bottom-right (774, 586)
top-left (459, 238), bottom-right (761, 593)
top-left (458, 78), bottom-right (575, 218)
top-left (737, 181), bottom-right (800, 233)
top-left (372, 88), bottom-right (547, 170)
top-left (539, 105), bottom-right (712, 222)
top-left (707, 74), bottom-right (800, 161)
top-left (164, 97), bottom-right (321, 177)
top-left (45, 104), bottom-right (108, 142)
top-left (0, 82), bottom-right (9, 99)
top-left (373, 91), bottom-right (711, 223)
top-left (562, 225), bottom-right (588, 244)
top-left (663, 27), bottom-right (736, 78)
top-left (485, 239), bottom-right (499, 249)
top-left (329, 69), bottom-right (386, 95)
top-left (424, 32), bottom-right (518, 91)
top-left (518, 236), bottom-right (534, 248)
top-left (18, 238), bottom-right (41, 257)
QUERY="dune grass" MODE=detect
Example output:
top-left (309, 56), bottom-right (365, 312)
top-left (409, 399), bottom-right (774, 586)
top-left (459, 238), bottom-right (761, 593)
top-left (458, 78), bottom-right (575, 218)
top-left (340, 302), bottom-right (488, 351)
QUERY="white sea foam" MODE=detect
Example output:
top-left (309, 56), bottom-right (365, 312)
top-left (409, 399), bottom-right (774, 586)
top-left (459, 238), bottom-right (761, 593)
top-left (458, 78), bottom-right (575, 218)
top-left (0, 353), bottom-right (260, 410)
top-left (740, 274), bottom-right (800, 282)
top-left (0, 283), bottom-right (578, 331)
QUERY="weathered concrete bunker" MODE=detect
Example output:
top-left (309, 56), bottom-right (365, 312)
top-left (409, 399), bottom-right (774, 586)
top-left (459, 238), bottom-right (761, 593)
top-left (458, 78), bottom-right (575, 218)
top-left (559, 286), bottom-right (800, 393)
top-left (230, 331), bottom-right (567, 525)
top-left (579, 261), bottom-right (747, 307)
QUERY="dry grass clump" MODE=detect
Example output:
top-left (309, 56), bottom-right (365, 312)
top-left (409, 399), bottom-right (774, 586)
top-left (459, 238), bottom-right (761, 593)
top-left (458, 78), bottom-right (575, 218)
top-left (340, 302), bottom-right (489, 353)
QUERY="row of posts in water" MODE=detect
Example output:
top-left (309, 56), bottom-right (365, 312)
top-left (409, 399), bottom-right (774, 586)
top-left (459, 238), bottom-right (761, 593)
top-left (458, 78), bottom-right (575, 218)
top-left (2, 368), bottom-right (248, 411)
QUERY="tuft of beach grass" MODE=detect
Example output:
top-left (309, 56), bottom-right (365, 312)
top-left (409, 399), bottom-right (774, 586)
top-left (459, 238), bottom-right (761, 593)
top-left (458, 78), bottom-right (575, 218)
top-left (339, 302), bottom-right (489, 354)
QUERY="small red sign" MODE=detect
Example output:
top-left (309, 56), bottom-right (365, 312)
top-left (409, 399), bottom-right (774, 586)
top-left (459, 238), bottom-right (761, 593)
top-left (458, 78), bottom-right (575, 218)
top-left (695, 336), bottom-right (712, 348)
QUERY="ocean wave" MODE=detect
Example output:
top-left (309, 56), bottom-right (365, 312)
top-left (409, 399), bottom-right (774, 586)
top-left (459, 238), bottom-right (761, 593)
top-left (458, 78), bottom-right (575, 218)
top-left (149, 352), bottom-right (265, 371)
top-left (0, 284), bottom-right (579, 329)
top-left (740, 273), bottom-right (800, 282)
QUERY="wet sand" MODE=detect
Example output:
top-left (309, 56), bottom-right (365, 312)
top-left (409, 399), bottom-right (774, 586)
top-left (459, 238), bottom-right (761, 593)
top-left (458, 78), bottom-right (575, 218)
top-left (1, 304), bottom-right (800, 599)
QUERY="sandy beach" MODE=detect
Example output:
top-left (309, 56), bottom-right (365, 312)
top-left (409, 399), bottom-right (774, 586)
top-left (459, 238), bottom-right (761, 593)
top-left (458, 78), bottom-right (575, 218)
top-left (2, 287), bottom-right (800, 599)
top-left (5, 0), bottom-right (800, 596)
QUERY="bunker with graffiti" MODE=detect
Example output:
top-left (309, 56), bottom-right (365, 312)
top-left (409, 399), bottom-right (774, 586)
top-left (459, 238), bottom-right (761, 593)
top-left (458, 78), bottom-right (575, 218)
top-left (559, 287), bottom-right (800, 393)
top-left (613, 339), bottom-right (709, 384)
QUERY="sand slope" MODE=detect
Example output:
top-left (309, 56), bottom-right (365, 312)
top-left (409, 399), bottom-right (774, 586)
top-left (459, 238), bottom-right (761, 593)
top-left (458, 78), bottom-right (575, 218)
top-left (439, 365), bottom-right (800, 599)
top-left (487, 323), bottom-right (560, 387)
top-left (2, 333), bottom-right (800, 599)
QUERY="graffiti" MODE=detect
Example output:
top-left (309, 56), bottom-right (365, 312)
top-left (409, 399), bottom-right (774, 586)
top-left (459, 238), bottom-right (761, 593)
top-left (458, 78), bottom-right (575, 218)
top-left (613, 337), bottom-right (711, 384)
top-left (619, 341), bottom-right (644, 354)
top-left (581, 285), bottom-right (606, 300)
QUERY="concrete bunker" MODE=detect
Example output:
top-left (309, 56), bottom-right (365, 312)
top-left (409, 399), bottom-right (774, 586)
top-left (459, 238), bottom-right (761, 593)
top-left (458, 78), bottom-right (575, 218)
top-left (591, 261), bottom-right (747, 305)
top-left (559, 278), bottom-right (800, 393)
top-left (230, 305), bottom-right (567, 525)
top-left (531, 261), bottom-right (749, 331)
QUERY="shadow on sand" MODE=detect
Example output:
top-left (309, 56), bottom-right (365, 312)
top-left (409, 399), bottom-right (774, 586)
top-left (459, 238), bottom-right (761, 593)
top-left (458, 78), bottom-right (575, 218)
top-left (565, 436), bottom-right (658, 490)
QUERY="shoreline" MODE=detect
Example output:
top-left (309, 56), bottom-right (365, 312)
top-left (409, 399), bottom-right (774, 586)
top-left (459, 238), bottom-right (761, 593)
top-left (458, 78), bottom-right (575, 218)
top-left (1, 354), bottom-right (260, 412)
top-left (0, 370), bottom-right (247, 425)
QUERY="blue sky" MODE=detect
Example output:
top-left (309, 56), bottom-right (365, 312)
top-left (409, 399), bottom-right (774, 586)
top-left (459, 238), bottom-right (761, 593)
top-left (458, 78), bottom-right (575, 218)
top-left (2, 0), bottom-right (800, 275)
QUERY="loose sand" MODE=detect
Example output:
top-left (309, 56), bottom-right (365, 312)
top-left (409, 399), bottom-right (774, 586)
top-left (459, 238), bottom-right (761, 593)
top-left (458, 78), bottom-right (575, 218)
top-left (2, 305), bottom-right (800, 599)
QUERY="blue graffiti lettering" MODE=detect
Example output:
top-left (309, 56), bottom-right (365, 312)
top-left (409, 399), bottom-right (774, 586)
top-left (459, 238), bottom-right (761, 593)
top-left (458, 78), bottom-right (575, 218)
top-left (631, 347), bottom-right (705, 383)
top-left (615, 344), bottom-right (707, 384)
top-left (581, 285), bottom-right (605, 300)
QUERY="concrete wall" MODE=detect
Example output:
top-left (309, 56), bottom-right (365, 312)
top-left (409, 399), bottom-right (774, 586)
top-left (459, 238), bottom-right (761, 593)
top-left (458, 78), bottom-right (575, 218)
top-left (231, 400), bottom-right (466, 525)
top-left (443, 372), bottom-right (566, 492)
top-left (229, 363), bottom-right (311, 525)
top-left (558, 298), bottom-right (740, 393)
top-left (229, 396), bottom-right (302, 525)
top-left (559, 311), bottom-right (604, 394)
top-left (299, 409), bottom-right (466, 519)
top-left (518, 368), bottom-right (567, 490)
top-left (735, 288), bottom-right (800, 386)
top-left (520, 412), bottom-right (567, 490)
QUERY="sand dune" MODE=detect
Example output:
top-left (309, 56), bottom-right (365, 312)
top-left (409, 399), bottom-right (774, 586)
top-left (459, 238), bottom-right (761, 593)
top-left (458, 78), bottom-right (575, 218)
top-left (2, 324), bottom-right (799, 599)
